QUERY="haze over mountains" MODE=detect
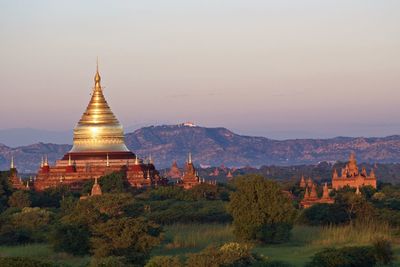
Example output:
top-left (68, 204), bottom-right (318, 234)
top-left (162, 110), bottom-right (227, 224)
top-left (2, 124), bottom-right (400, 173)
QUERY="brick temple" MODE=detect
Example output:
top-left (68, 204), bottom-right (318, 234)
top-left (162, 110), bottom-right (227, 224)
top-left (332, 153), bottom-right (377, 190)
top-left (10, 66), bottom-right (167, 191)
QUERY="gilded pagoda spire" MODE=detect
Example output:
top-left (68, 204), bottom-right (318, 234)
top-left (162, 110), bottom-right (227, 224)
top-left (70, 62), bottom-right (129, 153)
top-left (10, 156), bottom-right (15, 169)
top-left (188, 152), bottom-right (192, 164)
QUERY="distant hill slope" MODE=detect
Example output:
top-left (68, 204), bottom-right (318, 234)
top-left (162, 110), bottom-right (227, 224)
top-left (2, 124), bottom-right (400, 172)
top-left (0, 128), bottom-right (72, 147)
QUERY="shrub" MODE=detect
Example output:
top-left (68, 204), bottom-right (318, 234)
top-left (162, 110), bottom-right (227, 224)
top-left (254, 261), bottom-right (293, 267)
top-left (0, 257), bottom-right (55, 267)
top-left (306, 246), bottom-right (376, 267)
top-left (257, 223), bottom-right (292, 244)
top-left (373, 238), bottom-right (394, 265)
top-left (297, 203), bottom-right (348, 226)
top-left (146, 200), bottom-right (231, 224)
top-left (145, 256), bottom-right (184, 267)
top-left (89, 256), bottom-right (129, 267)
top-left (8, 191), bottom-right (31, 208)
top-left (149, 186), bottom-right (194, 201)
top-left (186, 242), bottom-right (265, 267)
top-left (0, 207), bottom-right (53, 244)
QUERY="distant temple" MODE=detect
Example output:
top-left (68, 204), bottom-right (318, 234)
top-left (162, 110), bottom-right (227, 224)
top-left (9, 65), bottom-right (167, 191)
top-left (167, 161), bottom-right (182, 179)
top-left (226, 170), bottom-right (233, 179)
top-left (9, 156), bottom-right (29, 190)
top-left (300, 178), bottom-right (334, 208)
top-left (209, 167), bottom-right (220, 177)
top-left (332, 153), bottom-right (377, 190)
top-left (180, 153), bottom-right (202, 189)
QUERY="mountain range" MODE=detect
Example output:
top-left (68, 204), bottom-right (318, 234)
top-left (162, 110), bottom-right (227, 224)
top-left (2, 124), bottom-right (400, 173)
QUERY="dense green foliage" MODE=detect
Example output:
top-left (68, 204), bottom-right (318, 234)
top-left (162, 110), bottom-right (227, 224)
top-left (0, 171), bottom-right (13, 212)
top-left (0, 170), bottom-right (399, 266)
top-left (228, 175), bottom-right (296, 243)
top-left (0, 257), bottom-right (56, 267)
top-left (50, 223), bottom-right (90, 256)
top-left (306, 246), bottom-right (377, 267)
top-left (8, 190), bottom-right (31, 208)
top-left (81, 172), bottom-right (129, 195)
top-left (145, 255), bottom-right (184, 267)
top-left (146, 242), bottom-right (269, 267)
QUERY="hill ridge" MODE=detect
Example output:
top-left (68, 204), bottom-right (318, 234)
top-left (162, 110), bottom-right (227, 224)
top-left (2, 124), bottom-right (400, 172)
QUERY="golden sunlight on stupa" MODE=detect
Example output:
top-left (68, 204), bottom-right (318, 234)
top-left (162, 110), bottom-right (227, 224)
top-left (70, 64), bottom-right (129, 153)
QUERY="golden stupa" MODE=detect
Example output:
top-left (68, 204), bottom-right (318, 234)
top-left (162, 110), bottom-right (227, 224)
top-left (70, 64), bottom-right (129, 153)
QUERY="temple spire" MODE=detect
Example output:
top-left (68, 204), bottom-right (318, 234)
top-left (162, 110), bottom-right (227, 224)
top-left (68, 154), bottom-right (72, 166)
top-left (322, 183), bottom-right (330, 199)
top-left (188, 152), bottom-right (192, 164)
top-left (95, 58), bottom-right (101, 89)
top-left (10, 156), bottom-right (14, 169)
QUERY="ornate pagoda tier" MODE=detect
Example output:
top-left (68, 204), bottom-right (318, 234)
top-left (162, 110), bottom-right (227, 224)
top-left (31, 65), bottom-right (164, 191)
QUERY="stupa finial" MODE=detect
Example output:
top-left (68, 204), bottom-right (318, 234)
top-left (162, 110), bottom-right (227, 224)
top-left (94, 58), bottom-right (101, 89)
top-left (10, 155), bottom-right (14, 169)
top-left (188, 152), bottom-right (192, 164)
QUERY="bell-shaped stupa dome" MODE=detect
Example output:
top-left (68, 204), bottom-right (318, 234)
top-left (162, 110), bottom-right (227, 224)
top-left (69, 64), bottom-right (129, 153)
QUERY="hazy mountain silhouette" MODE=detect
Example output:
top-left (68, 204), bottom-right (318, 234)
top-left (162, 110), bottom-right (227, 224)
top-left (2, 124), bottom-right (400, 172)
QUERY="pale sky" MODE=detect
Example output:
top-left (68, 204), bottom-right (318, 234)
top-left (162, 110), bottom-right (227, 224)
top-left (1, 0), bottom-right (400, 139)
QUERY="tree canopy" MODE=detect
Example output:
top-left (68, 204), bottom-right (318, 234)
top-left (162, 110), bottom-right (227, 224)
top-left (228, 175), bottom-right (296, 243)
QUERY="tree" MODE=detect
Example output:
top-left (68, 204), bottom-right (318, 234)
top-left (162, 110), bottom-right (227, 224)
top-left (189, 184), bottom-right (218, 200)
top-left (91, 217), bottom-right (162, 265)
top-left (8, 191), bottom-right (31, 209)
top-left (227, 175), bottom-right (296, 243)
top-left (31, 185), bottom-right (73, 208)
top-left (335, 190), bottom-right (375, 223)
top-left (298, 203), bottom-right (348, 226)
top-left (50, 223), bottom-right (90, 256)
top-left (0, 207), bottom-right (54, 244)
top-left (82, 172), bottom-right (128, 195)
top-left (0, 171), bottom-right (13, 212)
top-left (62, 193), bottom-right (135, 226)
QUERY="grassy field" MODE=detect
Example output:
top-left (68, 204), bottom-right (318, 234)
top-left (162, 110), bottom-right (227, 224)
top-left (153, 222), bottom-right (400, 266)
top-left (0, 223), bottom-right (398, 266)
